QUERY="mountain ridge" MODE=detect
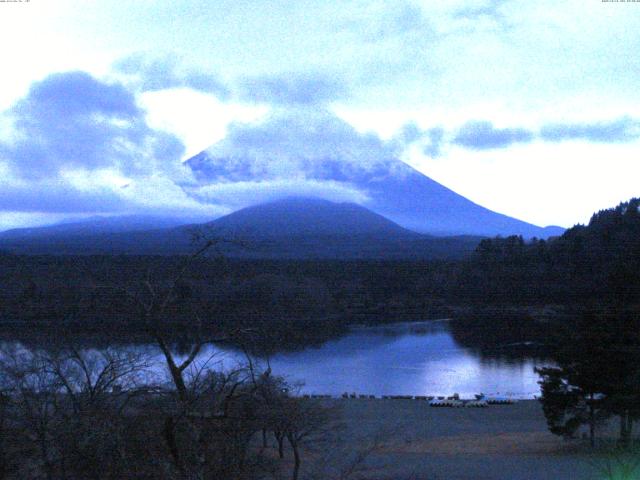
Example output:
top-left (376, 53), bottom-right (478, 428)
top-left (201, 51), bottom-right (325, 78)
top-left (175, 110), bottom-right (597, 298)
top-left (0, 214), bottom-right (207, 240)
top-left (0, 197), bottom-right (481, 259)
top-left (187, 149), bottom-right (564, 239)
top-left (201, 197), bottom-right (421, 239)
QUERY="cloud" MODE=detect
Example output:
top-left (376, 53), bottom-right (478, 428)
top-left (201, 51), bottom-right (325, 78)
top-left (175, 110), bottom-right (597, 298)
top-left (432, 116), bottom-right (640, 154)
top-left (341, 2), bottom-right (433, 44)
top-left (539, 117), bottom-right (640, 143)
top-left (0, 177), bottom-right (222, 219)
top-left (190, 179), bottom-right (370, 209)
top-left (0, 180), bottom-right (130, 214)
top-left (363, 2), bottom-right (432, 42)
top-left (240, 72), bottom-right (348, 106)
top-left (0, 72), bottom-right (404, 222)
top-left (423, 127), bottom-right (446, 158)
top-left (393, 123), bottom-right (423, 145)
top-left (388, 115), bottom-right (640, 160)
top-left (453, 120), bottom-right (534, 150)
top-left (188, 107), bottom-right (403, 183)
top-left (392, 123), bottom-right (445, 158)
top-left (0, 71), bottom-right (186, 180)
top-left (0, 81), bottom-right (401, 221)
top-left (336, 2), bottom-right (437, 86)
top-left (182, 106), bottom-right (423, 212)
top-left (0, 71), bottom-right (222, 220)
top-left (113, 53), bottom-right (230, 99)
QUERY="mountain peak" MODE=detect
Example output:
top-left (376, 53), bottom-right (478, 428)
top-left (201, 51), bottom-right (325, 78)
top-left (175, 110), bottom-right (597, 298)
top-left (186, 110), bottom-right (563, 239)
top-left (205, 196), bottom-right (418, 239)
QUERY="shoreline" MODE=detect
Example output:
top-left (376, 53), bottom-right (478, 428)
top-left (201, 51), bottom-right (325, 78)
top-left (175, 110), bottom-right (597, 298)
top-left (326, 397), bottom-right (607, 479)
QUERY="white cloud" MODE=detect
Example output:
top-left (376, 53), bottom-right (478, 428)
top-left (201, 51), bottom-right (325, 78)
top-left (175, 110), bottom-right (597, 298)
top-left (197, 107), bottom-right (401, 180)
top-left (1, 0), bottom-right (639, 228)
top-left (191, 179), bottom-right (370, 210)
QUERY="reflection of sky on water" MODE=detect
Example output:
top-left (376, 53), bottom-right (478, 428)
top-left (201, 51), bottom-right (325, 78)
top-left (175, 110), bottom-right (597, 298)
top-left (3, 321), bottom-right (549, 399)
top-left (162, 320), bottom-right (548, 398)
top-left (262, 325), bottom-right (547, 398)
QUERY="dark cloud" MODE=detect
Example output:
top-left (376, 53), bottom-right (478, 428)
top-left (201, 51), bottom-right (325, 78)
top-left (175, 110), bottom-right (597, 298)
top-left (539, 117), bottom-right (639, 143)
top-left (240, 72), bottom-right (348, 106)
top-left (0, 178), bottom-right (221, 219)
top-left (0, 71), bottom-right (185, 179)
top-left (113, 53), bottom-right (230, 99)
top-left (21, 71), bottom-right (139, 119)
top-left (453, 120), bottom-right (533, 150)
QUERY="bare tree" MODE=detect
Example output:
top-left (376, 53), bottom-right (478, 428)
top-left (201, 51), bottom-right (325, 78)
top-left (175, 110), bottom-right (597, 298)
top-left (0, 342), bottom-right (156, 480)
top-left (44, 345), bottom-right (151, 413)
top-left (275, 397), bottom-right (335, 480)
top-left (0, 345), bottom-right (62, 480)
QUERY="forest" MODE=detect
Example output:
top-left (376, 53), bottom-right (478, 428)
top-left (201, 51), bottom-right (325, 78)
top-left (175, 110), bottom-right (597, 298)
top-left (1, 198), bottom-right (638, 335)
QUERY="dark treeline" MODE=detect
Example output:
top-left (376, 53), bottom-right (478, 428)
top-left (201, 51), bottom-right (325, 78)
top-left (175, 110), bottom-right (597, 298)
top-left (457, 199), bottom-right (640, 448)
top-left (457, 198), bottom-right (640, 305)
top-left (0, 255), bottom-right (453, 352)
top-left (1, 198), bottom-right (639, 352)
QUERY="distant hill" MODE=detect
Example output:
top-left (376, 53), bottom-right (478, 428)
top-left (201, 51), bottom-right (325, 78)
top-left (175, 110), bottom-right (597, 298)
top-left (203, 197), bottom-right (419, 238)
top-left (0, 198), bottom-right (482, 259)
top-left (0, 215), bottom-right (204, 241)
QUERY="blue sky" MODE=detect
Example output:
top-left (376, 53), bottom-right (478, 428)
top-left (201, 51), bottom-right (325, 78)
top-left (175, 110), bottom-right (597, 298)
top-left (0, 0), bottom-right (639, 229)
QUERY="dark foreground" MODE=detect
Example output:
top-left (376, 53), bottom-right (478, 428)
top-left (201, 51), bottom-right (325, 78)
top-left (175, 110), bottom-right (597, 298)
top-left (302, 399), bottom-right (609, 480)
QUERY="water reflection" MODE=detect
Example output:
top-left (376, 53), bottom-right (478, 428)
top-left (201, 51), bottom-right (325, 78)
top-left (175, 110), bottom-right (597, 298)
top-left (263, 321), bottom-right (547, 398)
top-left (1, 320), bottom-right (550, 399)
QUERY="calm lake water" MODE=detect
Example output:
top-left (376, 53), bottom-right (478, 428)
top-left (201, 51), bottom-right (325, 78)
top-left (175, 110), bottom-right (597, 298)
top-left (3, 320), bottom-right (550, 399)
top-left (154, 320), bottom-right (548, 399)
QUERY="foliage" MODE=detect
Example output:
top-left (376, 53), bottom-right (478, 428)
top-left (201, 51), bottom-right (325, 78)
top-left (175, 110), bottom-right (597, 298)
top-left (537, 308), bottom-right (640, 447)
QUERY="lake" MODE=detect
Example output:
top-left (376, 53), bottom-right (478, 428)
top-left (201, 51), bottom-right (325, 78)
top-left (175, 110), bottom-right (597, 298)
top-left (152, 319), bottom-right (549, 399)
top-left (1, 319), bottom-right (550, 399)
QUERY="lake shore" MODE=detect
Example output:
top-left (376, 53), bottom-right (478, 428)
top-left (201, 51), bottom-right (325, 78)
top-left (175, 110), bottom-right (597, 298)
top-left (323, 398), bottom-right (606, 480)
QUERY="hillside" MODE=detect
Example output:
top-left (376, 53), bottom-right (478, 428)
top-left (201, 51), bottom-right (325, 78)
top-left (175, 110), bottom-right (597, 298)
top-left (0, 198), bottom-right (481, 260)
top-left (201, 197), bottom-right (419, 238)
top-left (186, 111), bottom-right (564, 239)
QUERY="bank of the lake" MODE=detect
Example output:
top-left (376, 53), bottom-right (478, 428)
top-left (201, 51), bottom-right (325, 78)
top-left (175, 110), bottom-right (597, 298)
top-left (317, 398), bottom-right (612, 480)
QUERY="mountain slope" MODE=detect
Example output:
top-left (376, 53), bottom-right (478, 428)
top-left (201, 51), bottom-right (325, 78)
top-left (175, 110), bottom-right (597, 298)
top-left (0, 198), bottom-right (481, 259)
top-left (0, 215), bottom-right (204, 241)
top-left (203, 197), bottom-right (420, 239)
top-left (187, 148), bottom-right (564, 239)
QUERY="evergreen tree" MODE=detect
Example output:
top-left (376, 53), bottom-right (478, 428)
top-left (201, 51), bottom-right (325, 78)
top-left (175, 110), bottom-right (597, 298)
top-left (537, 309), bottom-right (640, 447)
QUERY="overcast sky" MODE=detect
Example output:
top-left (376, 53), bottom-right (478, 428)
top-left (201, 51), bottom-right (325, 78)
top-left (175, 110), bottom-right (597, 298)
top-left (0, 0), bottom-right (638, 230)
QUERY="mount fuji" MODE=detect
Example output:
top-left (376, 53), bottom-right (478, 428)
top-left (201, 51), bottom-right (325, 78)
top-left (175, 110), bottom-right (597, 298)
top-left (185, 109), bottom-right (563, 239)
